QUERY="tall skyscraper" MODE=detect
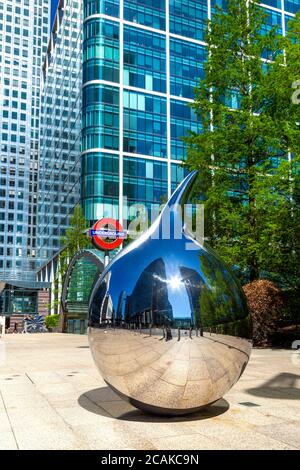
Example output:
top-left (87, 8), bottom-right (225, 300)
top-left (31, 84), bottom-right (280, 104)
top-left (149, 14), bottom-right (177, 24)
top-left (81, 0), bottom-right (299, 229)
top-left (37, 0), bottom-right (82, 265)
top-left (81, 0), bottom-right (198, 228)
top-left (0, 0), bottom-right (50, 282)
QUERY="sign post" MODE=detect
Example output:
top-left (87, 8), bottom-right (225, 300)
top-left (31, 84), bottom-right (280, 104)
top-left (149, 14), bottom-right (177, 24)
top-left (0, 316), bottom-right (5, 335)
top-left (89, 218), bottom-right (127, 260)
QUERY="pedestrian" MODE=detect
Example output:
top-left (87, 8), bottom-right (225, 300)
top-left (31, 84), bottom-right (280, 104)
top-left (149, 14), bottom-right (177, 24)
top-left (166, 325), bottom-right (172, 341)
top-left (23, 316), bottom-right (29, 334)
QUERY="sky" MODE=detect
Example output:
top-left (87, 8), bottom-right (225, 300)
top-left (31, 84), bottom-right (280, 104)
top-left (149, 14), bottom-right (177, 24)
top-left (51, 0), bottom-right (59, 28)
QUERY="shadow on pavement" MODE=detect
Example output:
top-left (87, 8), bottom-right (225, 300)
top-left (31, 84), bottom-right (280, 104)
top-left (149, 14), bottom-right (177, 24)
top-left (246, 373), bottom-right (300, 400)
top-left (78, 386), bottom-right (230, 422)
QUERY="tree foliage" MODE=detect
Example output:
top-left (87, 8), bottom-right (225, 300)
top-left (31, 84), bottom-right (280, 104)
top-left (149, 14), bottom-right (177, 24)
top-left (243, 280), bottom-right (284, 346)
top-left (45, 314), bottom-right (60, 330)
top-left (47, 205), bottom-right (92, 315)
top-left (185, 0), bottom-right (300, 288)
top-left (58, 205), bottom-right (92, 281)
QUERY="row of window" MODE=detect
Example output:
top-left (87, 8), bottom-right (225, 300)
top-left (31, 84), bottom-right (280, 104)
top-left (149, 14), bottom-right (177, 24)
top-left (0, 213), bottom-right (24, 221)
top-left (124, 26), bottom-right (166, 93)
top-left (82, 16), bottom-right (294, 90)
top-left (81, 149), bottom-right (187, 223)
top-left (82, 85), bottom-right (202, 159)
top-left (1, 134), bottom-right (26, 143)
top-left (83, 20), bottom-right (205, 98)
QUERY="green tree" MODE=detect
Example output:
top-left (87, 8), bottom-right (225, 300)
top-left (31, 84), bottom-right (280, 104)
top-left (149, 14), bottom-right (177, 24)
top-left (261, 12), bottom-right (300, 292)
top-left (45, 314), bottom-right (60, 331)
top-left (46, 205), bottom-right (92, 315)
top-left (62, 204), bottom-right (91, 253)
top-left (185, 0), bottom-right (300, 286)
top-left (59, 204), bottom-right (92, 278)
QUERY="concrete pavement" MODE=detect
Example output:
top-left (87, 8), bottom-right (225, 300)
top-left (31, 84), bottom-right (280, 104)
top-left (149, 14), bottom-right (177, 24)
top-left (0, 333), bottom-right (299, 450)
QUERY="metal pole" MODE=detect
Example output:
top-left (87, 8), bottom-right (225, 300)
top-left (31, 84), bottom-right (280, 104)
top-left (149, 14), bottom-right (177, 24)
top-left (104, 251), bottom-right (110, 267)
top-left (0, 316), bottom-right (5, 335)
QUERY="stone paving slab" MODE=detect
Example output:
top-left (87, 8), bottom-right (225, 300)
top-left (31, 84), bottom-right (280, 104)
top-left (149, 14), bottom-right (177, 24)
top-left (0, 333), bottom-right (299, 450)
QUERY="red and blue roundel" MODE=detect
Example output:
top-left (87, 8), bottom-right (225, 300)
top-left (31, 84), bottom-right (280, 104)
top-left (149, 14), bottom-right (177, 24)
top-left (90, 218), bottom-right (127, 251)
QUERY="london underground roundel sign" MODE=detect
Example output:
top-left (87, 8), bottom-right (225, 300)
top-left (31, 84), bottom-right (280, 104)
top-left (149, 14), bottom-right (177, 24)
top-left (90, 218), bottom-right (127, 251)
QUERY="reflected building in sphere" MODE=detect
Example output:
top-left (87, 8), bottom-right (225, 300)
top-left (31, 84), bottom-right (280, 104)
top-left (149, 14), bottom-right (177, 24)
top-left (124, 257), bottom-right (174, 327)
top-left (88, 172), bottom-right (252, 415)
top-left (179, 266), bottom-right (204, 327)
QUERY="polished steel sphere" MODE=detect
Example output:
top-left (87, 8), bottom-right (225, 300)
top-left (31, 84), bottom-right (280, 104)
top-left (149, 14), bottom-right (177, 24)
top-left (88, 172), bottom-right (252, 415)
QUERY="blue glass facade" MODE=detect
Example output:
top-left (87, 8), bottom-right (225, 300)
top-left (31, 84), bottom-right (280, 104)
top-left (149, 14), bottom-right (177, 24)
top-left (123, 91), bottom-right (167, 157)
top-left (81, 0), bottom-right (299, 229)
top-left (169, 0), bottom-right (208, 41)
top-left (124, 27), bottom-right (166, 93)
top-left (123, 157), bottom-right (168, 204)
top-left (261, 7), bottom-right (283, 34)
top-left (84, 0), bottom-right (119, 17)
top-left (264, 0), bottom-right (282, 8)
top-left (83, 18), bottom-right (119, 83)
top-left (82, 152), bottom-right (119, 221)
top-left (171, 99), bottom-right (202, 161)
top-left (124, 0), bottom-right (165, 30)
top-left (285, 0), bottom-right (300, 13)
top-left (82, 84), bottom-right (119, 151)
top-left (170, 39), bottom-right (206, 99)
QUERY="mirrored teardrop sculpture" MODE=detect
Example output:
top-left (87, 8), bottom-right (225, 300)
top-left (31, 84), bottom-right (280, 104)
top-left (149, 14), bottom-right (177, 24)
top-left (88, 171), bottom-right (252, 416)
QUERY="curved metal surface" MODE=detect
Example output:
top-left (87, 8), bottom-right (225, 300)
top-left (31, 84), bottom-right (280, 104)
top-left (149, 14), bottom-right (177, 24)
top-left (88, 172), bottom-right (252, 415)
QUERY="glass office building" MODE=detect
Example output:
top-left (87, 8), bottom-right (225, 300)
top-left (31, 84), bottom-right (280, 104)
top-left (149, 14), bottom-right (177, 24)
top-left (0, 0), bottom-right (50, 282)
top-left (37, 0), bottom-right (82, 265)
top-left (35, 0), bottom-right (300, 275)
top-left (81, 0), bottom-right (299, 229)
top-left (81, 0), bottom-right (204, 226)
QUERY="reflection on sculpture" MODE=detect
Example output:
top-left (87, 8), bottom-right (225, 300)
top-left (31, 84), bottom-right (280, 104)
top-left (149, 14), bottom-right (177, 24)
top-left (88, 171), bottom-right (252, 415)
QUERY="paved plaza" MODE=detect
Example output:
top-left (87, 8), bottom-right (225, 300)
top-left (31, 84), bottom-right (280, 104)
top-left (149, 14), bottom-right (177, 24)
top-left (0, 333), bottom-right (299, 450)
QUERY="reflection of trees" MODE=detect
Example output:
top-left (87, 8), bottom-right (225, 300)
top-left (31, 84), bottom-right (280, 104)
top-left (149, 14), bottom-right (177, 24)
top-left (89, 272), bottom-right (115, 326)
top-left (199, 251), bottom-right (250, 337)
top-left (89, 280), bottom-right (107, 326)
top-left (116, 290), bottom-right (126, 321)
top-left (179, 266), bottom-right (204, 328)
